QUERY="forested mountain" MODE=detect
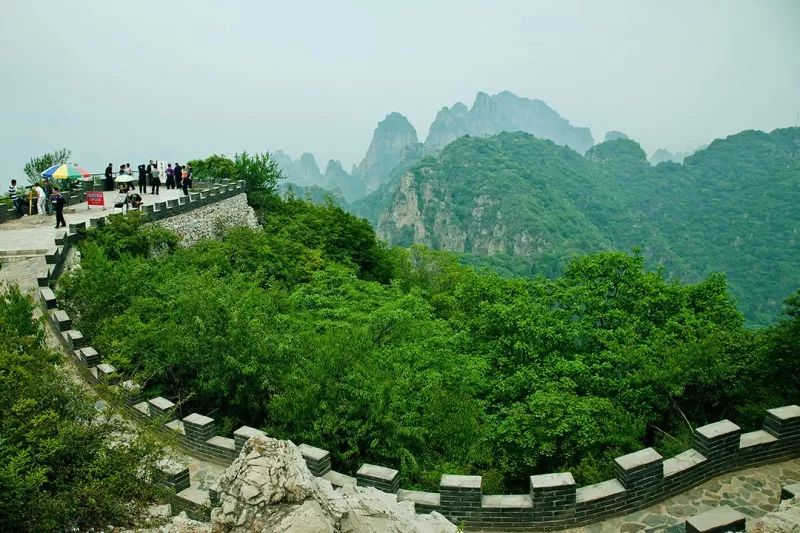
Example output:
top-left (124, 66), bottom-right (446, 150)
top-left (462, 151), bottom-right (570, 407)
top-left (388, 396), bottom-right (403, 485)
top-left (371, 128), bottom-right (800, 324)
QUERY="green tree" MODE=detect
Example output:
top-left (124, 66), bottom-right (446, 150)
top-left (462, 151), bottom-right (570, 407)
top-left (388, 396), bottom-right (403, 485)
top-left (187, 154), bottom-right (236, 182)
top-left (0, 285), bottom-right (162, 531)
top-left (23, 148), bottom-right (71, 184)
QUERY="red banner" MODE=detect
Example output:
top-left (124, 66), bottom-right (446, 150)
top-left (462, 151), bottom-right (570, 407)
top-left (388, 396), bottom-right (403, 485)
top-left (86, 191), bottom-right (105, 207)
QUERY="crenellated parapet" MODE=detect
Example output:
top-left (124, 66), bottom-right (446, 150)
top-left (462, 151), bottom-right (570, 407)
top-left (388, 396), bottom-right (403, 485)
top-left (32, 180), bottom-right (800, 530)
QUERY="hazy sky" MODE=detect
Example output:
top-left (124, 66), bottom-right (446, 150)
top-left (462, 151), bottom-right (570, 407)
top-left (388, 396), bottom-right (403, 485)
top-left (1, 0), bottom-right (798, 183)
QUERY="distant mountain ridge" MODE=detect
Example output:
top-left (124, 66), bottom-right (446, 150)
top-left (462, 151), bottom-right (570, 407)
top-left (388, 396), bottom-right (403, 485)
top-left (425, 91), bottom-right (595, 154)
top-left (275, 90), bottom-right (596, 201)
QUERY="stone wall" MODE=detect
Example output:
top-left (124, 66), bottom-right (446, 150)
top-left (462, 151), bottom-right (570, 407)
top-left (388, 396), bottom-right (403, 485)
top-left (151, 192), bottom-right (259, 246)
top-left (31, 179), bottom-right (800, 531)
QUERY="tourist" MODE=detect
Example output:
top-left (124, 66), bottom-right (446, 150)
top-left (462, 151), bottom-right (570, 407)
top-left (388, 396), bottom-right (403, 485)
top-left (43, 179), bottom-right (53, 215)
top-left (34, 182), bottom-right (46, 216)
top-left (129, 190), bottom-right (143, 209)
top-left (186, 164), bottom-right (193, 190)
top-left (138, 163), bottom-right (147, 194)
top-left (165, 163), bottom-right (175, 189)
top-left (104, 163), bottom-right (114, 191)
top-left (126, 163), bottom-right (133, 175)
top-left (51, 187), bottom-right (67, 228)
top-left (150, 160), bottom-right (161, 194)
top-left (174, 162), bottom-right (183, 191)
top-left (181, 166), bottom-right (190, 195)
top-left (8, 179), bottom-right (23, 215)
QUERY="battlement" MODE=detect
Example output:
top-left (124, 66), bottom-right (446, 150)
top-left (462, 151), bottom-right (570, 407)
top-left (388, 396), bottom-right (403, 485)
top-left (33, 182), bottom-right (800, 530)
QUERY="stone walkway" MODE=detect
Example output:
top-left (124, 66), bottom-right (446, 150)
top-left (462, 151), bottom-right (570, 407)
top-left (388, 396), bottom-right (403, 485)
top-left (560, 458), bottom-right (800, 532)
top-left (0, 187), bottom-right (189, 253)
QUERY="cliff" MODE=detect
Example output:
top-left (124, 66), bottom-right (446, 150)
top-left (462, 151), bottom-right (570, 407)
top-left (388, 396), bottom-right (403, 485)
top-left (351, 112), bottom-right (420, 197)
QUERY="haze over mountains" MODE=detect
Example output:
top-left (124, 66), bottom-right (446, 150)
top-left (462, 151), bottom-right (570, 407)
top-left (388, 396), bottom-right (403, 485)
top-left (272, 90), bottom-right (799, 325)
top-left (275, 91), bottom-right (599, 201)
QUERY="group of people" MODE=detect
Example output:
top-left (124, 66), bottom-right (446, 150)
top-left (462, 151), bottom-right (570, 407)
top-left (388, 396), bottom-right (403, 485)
top-left (104, 161), bottom-right (193, 196)
top-left (7, 178), bottom-right (67, 228)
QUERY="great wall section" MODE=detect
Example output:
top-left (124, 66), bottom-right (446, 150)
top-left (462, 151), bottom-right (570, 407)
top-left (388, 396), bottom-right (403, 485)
top-left (2, 180), bottom-right (799, 532)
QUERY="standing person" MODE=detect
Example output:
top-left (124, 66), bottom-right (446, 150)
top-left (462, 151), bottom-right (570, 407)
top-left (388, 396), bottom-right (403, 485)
top-left (185, 164), bottom-right (193, 190)
top-left (8, 179), bottom-right (23, 215)
top-left (43, 179), bottom-right (53, 215)
top-left (34, 182), bottom-right (46, 215)
top-left (137, 163), bottom-right (147, 194)
top-left (51, 186), bottom-right (67, 228)
top-left (181, 166), bottom-right (189, 195)
top-left (126, 163), bottom-right (133, 175)
top-left (150, 160), bottom-right (161, 194)
top-left (174, 163), bottom-right (182, 190)
top-left (165, 163), bottom-right (175, 189)
top-left (104, 163), bottom-right (114, 191)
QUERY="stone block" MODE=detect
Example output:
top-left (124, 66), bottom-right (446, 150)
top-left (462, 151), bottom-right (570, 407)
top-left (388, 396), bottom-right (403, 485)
top-left (693, 420), bottom-right (741, 470)
top-left (62, 329), bottom-right (85, 350)
top-left (39, 287), bottom-right (57, 309)
top-left (121, 379), bottom-right (141, 403)
top-left (614, 447), bottom-right (663, 508)
top-left (685, 505), bottom-right (745, 532)
top-left (297, 443), bottom-right (331, 476)
top-left (782, 482), bottom-right (800, 500)
top-left (178, 196), bottom-right (188, 205)
top-left (50, 308), bottom-right (71, 332)
top-left (156, 459), bottom-right (191, 493)
top-left (183, 413), bottom-right (215, 445)
top-left (96, 363), bottom-right (116, 380)
top-left (166, 198), bottom-right (178, 208)
top-left (154, 201), bottom-right (166, 211)
top-left (77, 346), bottom-right (99, 366)
top-left (530, 472), bottom-right (576, 516)
top-left (233, 425), bottom-right (266, 454)
top-left (89, 217), bottom-right (106, 227)
top-left (148, 396), bottom-right (176, 420)
top-left (764, 405), bottom-right (800, 442)
top-left (142, 204), bottom-right (155, 213)
top-left (44, 247), bottom-right (59, 264)
top-left (440, 474), bottom-right (482, 524)
top-left (36, 269), bottom-right (51, 287)
top-left (68, 221), bottom-right (86, 234)
top-left (54, 231), bottom-right (68, 245)
top-left (356, 463), bottom-right (400, 493)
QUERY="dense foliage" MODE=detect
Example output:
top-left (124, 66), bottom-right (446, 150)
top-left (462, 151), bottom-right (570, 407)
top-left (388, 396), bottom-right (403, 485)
top-left (362, 128), bottom-right (800, 325)
top-left (0, 285), bottom-right (162, 531)
top-left (188, 151), bottom-right (285, 211)
top-left (59, 197), bottom-right (799, 493)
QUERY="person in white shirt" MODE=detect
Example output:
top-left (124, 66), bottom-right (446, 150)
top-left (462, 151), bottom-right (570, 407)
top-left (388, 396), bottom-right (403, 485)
top-left (34, 183), bottom-right (46, 215)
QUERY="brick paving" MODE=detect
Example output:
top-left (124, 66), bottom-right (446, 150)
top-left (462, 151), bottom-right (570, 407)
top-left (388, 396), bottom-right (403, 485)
top-left (560, 458), bottom-right (800, 532)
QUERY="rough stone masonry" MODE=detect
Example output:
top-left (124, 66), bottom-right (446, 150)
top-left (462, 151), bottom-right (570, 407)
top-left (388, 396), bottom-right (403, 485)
top-left (152, 193), bottom-right (260, 247)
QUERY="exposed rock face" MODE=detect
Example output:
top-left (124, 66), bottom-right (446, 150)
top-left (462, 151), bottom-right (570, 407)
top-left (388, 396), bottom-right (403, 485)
top-left (352, 112), bottom-right (419, 196)
top-left (424, 90), bottom-right (594, 154)
top-left (210, 436), bottom-right (456, 533)
top-left (323, 159), bottom-right (356, 199)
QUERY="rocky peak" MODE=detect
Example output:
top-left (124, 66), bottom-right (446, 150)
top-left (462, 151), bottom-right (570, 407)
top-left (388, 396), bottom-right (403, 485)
top-left (354, 112), bottom-right (419, 195)
top-left (424, 90), bottom-right (595, 154)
